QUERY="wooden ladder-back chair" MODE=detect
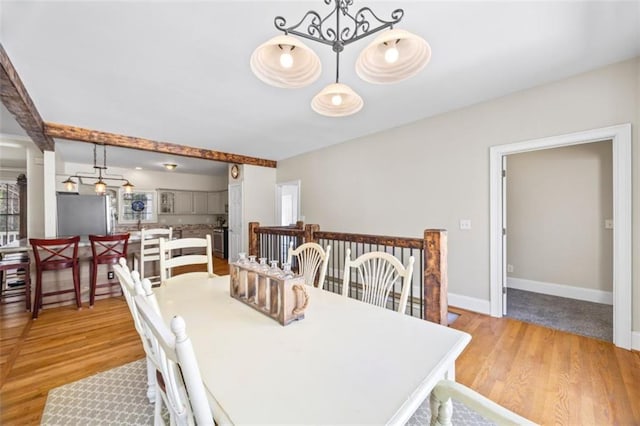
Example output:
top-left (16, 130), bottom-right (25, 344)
top-left (158, 235), bottom-right (214, 285)
top-left (137, 227), bottom-right (173, 286)
top-left (134, 292), bottom-right (214, 426)
top-left (89, 233), bottom-right (129, 307)
top-left (342, 250), bottom-right (415, 314)
top-left (287, 242), bottom-right (331, 290)
top-left (29, 236), bottom-right (81, 319)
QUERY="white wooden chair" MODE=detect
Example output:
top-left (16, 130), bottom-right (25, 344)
top-left (113, 259), bottom-right (157, 404)
top-left (159, 235), bottom-right (214, 285)
top-left (429, 380), bottom-right (537, 426)
top-left (134, 292), bottom-right (214, 426)
top-left (342, 250), bottom-right (415, 314)
top-left (136, 227), bottom-right (173, 286)
top-left (286, 242), bottom-right (331, 289)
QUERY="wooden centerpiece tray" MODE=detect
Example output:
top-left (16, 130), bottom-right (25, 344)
top-left (230, 262), bottom-right (309, 326)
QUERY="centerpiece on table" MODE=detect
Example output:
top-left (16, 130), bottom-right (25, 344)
top-left (229, 254), bottom-right (309, 326)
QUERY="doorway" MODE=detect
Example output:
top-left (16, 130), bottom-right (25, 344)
top-left (489, 124), bottom-right (632, 349)
top-left (275, 181), bottom-right (300, 226)
top-left (504, 141), bottom-right (613, 341)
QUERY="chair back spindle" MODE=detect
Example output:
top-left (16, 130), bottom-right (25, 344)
top-left (343, 250), bottom-right (415, 314)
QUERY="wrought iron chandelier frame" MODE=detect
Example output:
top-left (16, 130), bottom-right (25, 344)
top-left (274, 0), bottom-right (404, 53)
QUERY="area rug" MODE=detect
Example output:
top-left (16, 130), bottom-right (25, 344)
top-left (42, 359), bottom-right (493, 425)
top-left (41, 359), bottom-right (154, 425)
top-left (507, 288), bottom-right (613, 342)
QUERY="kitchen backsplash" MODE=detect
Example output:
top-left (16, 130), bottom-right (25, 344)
top-left (115, 214), bottom-right (227, 232)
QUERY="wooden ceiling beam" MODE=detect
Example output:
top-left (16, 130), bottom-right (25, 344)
top-left (0, 43), bottom-right (55, 152)
top-left (44, 122), bottom-right (277, 168)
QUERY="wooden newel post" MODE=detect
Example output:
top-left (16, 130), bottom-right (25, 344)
top-left (248, 222), bottom-right (260, 257)
top-left (295, 221), bottom-right (304, 229)
top-left (304, 224), bottom-right (320, 244)
top-left (424, 229), bottom-right (448, 325)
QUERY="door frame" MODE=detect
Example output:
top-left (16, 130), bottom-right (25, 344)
top-left (275, 180), bottom-right (301, 226)
top-left (489, 124), bottom-right (632, 349)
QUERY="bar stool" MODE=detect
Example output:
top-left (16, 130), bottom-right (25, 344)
top-left (29, 236), bottom-right (81, 319)
top-left (89, 233), bottom-right (129, 307)
top-left (0, 252), bottom-right (31, 311)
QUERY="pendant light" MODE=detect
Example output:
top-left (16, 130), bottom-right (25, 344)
top-left (61, 144), bottom-right (135, 194)
top-left (251, 1), bottom-right (430, 116)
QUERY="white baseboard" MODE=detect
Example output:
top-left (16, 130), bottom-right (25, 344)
top-left (632, 331), bottom-right (640, 352)
top-left (448, 293), bottom-right (491, 315)
top-left (507, 277), bottom-right (613, 305)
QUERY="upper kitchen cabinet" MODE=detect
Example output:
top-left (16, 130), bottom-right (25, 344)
top-left (159, 191), bottom-right (175, 214)
top-left (174, 191), bottom-right (194, 214)
top-left (193, 192), bottom-right (208, 214)
top-left (158, 189), bottom-right (216, 215)
top-left (207, 190), bottom-right (228, 214)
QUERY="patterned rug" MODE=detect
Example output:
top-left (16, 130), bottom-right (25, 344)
top-left (42, 359), bottom-right (493, 425)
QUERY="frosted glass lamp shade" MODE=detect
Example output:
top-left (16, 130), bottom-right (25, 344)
top-left (311, 83), bottom-right (363, 117)
top-left (94, 179), bottom-right (107, 194)
top-left (250, 35), bottom-right (322, 88)
top-left (356, 28), bottom-right (431, 84)
top-left (62, 177), bottom-right (76, 192)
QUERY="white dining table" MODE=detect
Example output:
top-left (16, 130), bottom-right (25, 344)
top-left (153, 273), bottom-right (471, 425)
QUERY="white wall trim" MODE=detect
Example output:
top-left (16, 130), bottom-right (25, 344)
top-left (489, 123), bottom-right (633, 349)
top-left (448, 293), bottom-right (491, 316)
top-left (632, 331), bottom-right (640, 352)
top-left (507, 277), bottom-right (613, 305)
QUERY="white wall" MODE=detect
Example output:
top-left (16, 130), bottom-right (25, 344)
top-left (276, 57), bottom-right (639, 331)
top-left (244, 164), bottom-right (276, 227)
top-left (506, 141), bottom-right (613, 293)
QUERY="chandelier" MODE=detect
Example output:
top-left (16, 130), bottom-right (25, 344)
top-left (250, 0), bottom-right (431, 117)
top-left (61, 144), bottom-right (135, 195)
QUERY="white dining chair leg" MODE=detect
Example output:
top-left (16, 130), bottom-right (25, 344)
top-left (146, 356), bottom-right (156, 403)
top-left (430, 391), bottom-right (453, 426)
top-left (154, 386), bottom-right (164, 426)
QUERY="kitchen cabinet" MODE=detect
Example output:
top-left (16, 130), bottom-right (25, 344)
top-left (207, 190), bottom-right (228, 214)
top-left (158, 189), bottom-right (226, 215)
top-left (193, 192), bottom-right (208, 214)
top-left (207, 192), bottom-right (219, 214)
top-left (159, 191), bottom-right (175, 214)
top-left (174, 191), bottom-right (193, 214)
top-left (180, 227), bottom-right (213, 255)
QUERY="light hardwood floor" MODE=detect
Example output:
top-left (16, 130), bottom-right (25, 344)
top-left (1, 258), bottom-right (639, 425)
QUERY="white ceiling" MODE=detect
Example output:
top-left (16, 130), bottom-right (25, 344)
top-left (1, 1), bottom-right (639, 175)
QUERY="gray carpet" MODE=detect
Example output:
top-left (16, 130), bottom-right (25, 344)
top-left (507, 288), bottom-right (613, 342)
top-left (42, 359), bottom-right (494, 425)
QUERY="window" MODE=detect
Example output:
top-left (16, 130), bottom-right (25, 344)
top-left (0, 182), bottom-right (20, 247)
top-left (118, 189), bottom-right (157, 224)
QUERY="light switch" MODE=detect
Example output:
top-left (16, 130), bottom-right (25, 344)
top-left (605, 219), bottom-right (613, 229)
top-left (507, 264), bottom-right (514, 273)
top-left (459, 219), bottom-right (472, 230)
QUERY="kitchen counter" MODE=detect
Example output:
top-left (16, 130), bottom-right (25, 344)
top-left (115, 223), bottom-right (224, 233)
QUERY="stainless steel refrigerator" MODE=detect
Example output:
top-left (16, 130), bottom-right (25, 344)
top-left (56, 193), bottom-right (112, 237)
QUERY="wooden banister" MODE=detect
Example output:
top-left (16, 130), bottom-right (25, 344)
top-left (247, 222), bottom-right (448, 326)
top-left (313, 231), bottom-right (423, 249)
top-left (424, 229), bottom-right (448, 325)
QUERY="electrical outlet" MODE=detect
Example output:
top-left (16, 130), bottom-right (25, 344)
top-left (605, 219), bottom-right (613, 229)
top-left (459, 219), bottom-right (472, 230)
top-left (107, 271), bottom-right (115, 280)
top-left (507, 264), bottom-right (514, 273)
